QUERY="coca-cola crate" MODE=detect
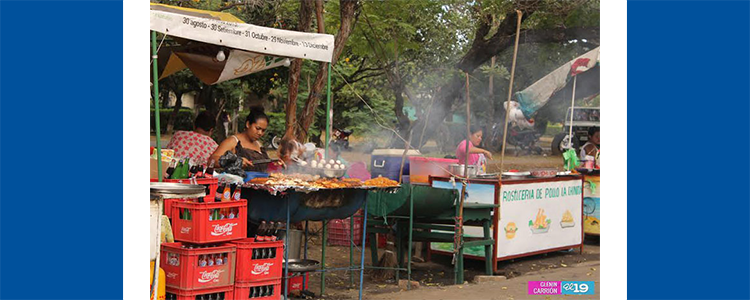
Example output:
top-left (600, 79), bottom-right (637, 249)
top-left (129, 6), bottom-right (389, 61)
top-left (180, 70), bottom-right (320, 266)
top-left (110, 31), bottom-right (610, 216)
top-left (151, 178), bottom-right (220, 202)
top-left (233, 279), bottom-right (281, 300)
top-left (165, 285), bottom-right (233, 300)
top-left (281, 272), bottom-right (309, 293)
top-left (230, 238), bottom-right (284, 283)
top-left (161, 242), bottom-right (237, 291)
top-left (327, 213), bottom-right (363, 246)
top-left (171, 200), bottom-right (247, 244)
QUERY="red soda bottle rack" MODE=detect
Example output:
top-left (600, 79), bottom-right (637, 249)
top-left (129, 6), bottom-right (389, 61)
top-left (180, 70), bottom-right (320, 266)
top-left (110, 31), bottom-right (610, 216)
top-left (171, 200), bottom-right (247, 244)
top-left (282, 272), bottom-right (309, 293)
top-left (233, 279), bottom-right (281, 300)
top-left (165, 285), bottom-right (233, 300)
top-left (161, 242), bottom-right (237, 291)
top-left (230, 238), bottom-right (284, 283)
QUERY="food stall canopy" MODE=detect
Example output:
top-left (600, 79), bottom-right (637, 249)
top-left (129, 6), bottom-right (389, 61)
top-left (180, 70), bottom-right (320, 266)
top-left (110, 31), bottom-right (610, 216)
top-left (515, 47), bottom-right (600, 118)
top-left (150, 3), bottom-right (334, 63)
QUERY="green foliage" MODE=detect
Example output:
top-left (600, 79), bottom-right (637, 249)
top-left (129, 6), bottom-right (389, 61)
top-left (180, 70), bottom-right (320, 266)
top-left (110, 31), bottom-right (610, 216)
top-left (150, 109), bottom-right (195, 133)
top-left (150, 0), bottom-right (599, 143)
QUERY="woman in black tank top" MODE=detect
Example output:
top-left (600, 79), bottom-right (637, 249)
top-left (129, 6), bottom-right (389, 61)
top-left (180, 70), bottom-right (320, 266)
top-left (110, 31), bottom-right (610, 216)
top-left (210, 107), bottom-right (271, 173)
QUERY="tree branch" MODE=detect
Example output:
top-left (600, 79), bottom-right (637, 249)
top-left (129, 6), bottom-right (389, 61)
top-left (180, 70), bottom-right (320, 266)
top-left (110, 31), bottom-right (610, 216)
top-left (332, 71), bottom-right (386, 93)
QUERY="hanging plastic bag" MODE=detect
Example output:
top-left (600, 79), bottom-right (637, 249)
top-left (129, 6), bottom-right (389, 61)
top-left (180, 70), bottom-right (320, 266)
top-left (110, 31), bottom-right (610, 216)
top-left (562, 149), bottom-right (580, 171)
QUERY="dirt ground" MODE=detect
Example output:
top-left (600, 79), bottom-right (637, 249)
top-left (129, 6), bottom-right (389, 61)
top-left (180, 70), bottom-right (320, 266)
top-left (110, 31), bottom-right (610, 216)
top-left (288, 234), bottom-right (599, 300)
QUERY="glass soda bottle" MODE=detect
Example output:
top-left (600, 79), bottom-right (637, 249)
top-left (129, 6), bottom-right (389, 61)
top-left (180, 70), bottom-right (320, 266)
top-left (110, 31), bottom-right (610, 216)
top-left (171, 159), bottom-right (184, 179)
top-left (215, 180), bottom-right (224, 202)
top-left (256, 221), bottom-right (267, 241)
top-left (215, 253), bottom-right (223, 266)
top-left (166, 159), bottom-right (177, 178)
top-left (232, 184), bottom-right (242, 201)
top-left (222, 184), bottom-right (231, 203)
top-left (206, 161), bottom-right (215, 177)
top-left (181, 157), bottom-right (191, 179)
top-left (206, 254), bottom-right (214, 267)
top-left (198, 255), bottom-right (207, 267)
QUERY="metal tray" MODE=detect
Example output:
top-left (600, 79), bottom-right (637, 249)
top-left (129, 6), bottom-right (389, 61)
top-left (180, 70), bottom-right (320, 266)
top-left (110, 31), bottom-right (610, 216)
top-left (283, 258), bottom-right (320, 273)
top-left (150, 182), bottom-right (206, 199)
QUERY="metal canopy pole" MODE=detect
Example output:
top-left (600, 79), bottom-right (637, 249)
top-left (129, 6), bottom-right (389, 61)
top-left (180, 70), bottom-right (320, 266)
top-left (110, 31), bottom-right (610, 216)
top-left (150, 30), bottom-right (163, 300)
top-left (325, 63), bottom-right (332, 159)
top-left (499, 10), bottom-right (523, 172)
top-left (151, 31), bottom-right (163, 182)
top-left (567, 76), bottom-right (578, 148)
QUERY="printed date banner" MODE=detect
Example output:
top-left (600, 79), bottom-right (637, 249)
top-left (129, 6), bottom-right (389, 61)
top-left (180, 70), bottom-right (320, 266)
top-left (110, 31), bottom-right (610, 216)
top-left (151, 8), bottom-right (334, 62)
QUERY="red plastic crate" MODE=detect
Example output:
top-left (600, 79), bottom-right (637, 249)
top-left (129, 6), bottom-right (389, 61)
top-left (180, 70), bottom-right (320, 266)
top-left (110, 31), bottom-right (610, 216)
top-left (282, 272), bottom-right (309, 293)
top-left (327, 213), bottom-right (363, 246)
top-left (230, 238), bottom-right (284, 283)
top-left (161, 243), bottom-right (237, 291)
top-left (233, 279), bottom-right (281, 300)
top-left (152, 178), bottom-right (220, 202)
top-left (165, 285), bottom-right (233, 300)
top-left (171, 200), bottom-right (247, 244)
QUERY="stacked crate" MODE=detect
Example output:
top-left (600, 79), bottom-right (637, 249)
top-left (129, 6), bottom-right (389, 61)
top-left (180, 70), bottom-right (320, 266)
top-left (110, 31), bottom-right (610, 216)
top-left (230, 238), bottom-right (284, 299)
top-left (163, 183), bottom-right (248, 300)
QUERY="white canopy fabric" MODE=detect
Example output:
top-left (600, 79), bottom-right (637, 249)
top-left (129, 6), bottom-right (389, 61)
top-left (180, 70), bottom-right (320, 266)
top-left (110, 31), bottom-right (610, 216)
top-left (151, 6), bottom-right (335, 63)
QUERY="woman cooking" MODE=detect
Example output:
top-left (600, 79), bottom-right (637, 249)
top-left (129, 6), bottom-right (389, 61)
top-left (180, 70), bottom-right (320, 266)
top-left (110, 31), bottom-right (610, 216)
top-left (210, 107), bottom-right (273, 173)
top-left (456, 125), bottom-right (493, 174)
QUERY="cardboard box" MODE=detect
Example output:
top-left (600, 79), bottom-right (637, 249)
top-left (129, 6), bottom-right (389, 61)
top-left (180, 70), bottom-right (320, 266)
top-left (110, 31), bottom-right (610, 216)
top-left (150, 158), bottom-right (170, 179)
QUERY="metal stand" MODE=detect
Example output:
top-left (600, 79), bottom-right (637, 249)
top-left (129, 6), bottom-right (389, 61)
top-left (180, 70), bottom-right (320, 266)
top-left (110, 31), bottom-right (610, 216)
top-left (281, 195), bottom-right (369, 300)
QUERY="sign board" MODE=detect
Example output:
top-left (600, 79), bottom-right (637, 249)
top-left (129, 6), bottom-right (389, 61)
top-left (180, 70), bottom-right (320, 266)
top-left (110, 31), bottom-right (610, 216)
top-left (497, 179), bottom-right (582, 258)
top-left (583, 175), bottom-right (600, 235)
top-left (151, 10), bottom-right (335, 62)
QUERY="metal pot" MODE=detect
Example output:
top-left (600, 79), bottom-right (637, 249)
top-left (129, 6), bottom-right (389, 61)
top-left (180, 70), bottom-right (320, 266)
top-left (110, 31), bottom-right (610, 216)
top-left (448, 164), bottom-right (477, 177)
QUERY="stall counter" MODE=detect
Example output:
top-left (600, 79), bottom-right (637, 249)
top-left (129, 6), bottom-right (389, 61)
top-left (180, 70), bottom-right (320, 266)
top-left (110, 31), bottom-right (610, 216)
top-left (428, 175), bottom-right (584, 272)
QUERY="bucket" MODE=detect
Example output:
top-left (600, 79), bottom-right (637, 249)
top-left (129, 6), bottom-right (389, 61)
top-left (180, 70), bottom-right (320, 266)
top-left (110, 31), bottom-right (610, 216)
top-left (282, 229), bottom-right (303, 260)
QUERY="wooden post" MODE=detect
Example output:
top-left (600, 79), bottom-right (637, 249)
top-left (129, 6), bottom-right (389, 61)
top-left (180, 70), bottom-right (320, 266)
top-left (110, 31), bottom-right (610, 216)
top-left (499, 10), bottom-right (524, 172)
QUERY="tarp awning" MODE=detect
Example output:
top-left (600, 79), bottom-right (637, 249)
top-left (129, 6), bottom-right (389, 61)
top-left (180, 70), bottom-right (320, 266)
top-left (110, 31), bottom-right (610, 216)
top-left (515, 47), bottom-right (600, 117)
top-left (150, 3), bottom-right (335, 63)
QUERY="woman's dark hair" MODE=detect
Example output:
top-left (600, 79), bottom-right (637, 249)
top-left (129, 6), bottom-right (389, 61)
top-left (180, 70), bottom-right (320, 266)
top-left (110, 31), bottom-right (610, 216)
top-left (246, 106), bottom-right (268, 125)
top-left (194, 111), bottom-right (216, 132)
top-left (588, 127), bottom-right (600, 137)
top-left (470, 124), bottom-right (483, 135)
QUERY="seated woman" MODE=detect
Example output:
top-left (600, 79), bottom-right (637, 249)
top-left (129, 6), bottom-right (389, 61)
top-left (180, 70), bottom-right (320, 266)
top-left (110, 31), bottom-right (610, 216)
top-left (579, 127), bottom-right (600, 159)
top-left (209, 107), bottom-right (272, 173)
top-left (456, 125), bottom-right (493, 174)
top-left (165, 111), bottom-right (219, 166)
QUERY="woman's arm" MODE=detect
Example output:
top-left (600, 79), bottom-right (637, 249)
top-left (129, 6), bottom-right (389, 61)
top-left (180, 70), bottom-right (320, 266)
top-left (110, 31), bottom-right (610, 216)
top-left (209, 137), bottom-right (239, 166)
top-left (468, 146), bottom-right (493, 159)
top-left (583, 144), bottom-right (598, 157)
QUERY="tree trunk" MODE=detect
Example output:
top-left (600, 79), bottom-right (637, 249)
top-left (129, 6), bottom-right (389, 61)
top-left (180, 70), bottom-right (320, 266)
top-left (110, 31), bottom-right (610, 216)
top-left (284, 0), bottom-right (315, 139)
top-left (296, 0), bottom-right (359, 141)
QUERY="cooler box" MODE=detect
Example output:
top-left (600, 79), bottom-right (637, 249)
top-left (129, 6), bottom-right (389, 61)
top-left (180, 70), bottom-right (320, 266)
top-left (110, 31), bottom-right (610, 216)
top-left (409, 157), bottom-right (458, 184)
top-left (370, 149), bottom-right (421, 181)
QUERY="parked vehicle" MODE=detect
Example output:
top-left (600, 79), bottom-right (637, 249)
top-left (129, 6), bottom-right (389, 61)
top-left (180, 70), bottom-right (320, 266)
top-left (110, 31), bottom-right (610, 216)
top-left (551, 107), bottom-right (599, 155)
top-left (331, 127), bottom-right (353, 150)
top-left (487, 121), bottom-right (543, 155)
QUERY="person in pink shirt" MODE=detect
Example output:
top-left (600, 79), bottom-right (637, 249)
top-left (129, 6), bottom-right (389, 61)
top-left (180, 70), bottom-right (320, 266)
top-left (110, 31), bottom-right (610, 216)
top-left (165, 111), bottom-right (219, 166)
top-left (456, 125), bottom-right (493, 173)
